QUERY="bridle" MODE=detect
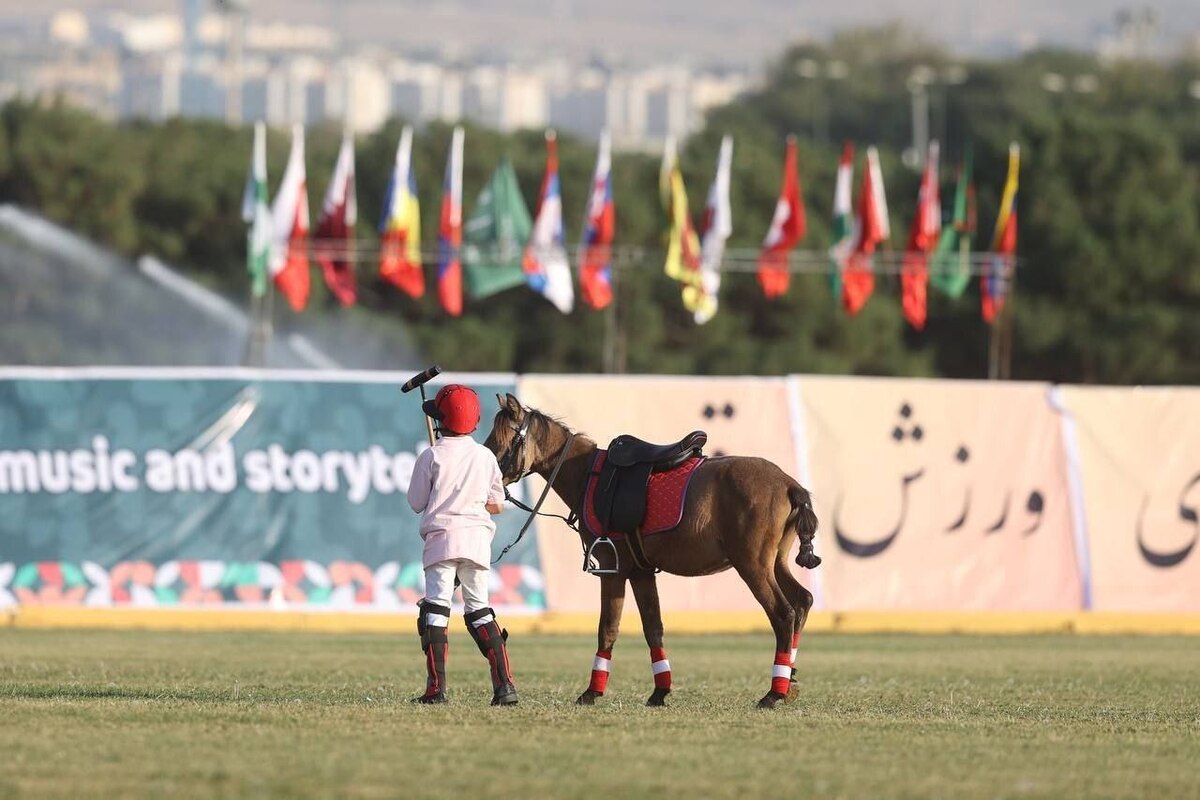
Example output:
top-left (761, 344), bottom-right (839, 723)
top-left (492, 410), bottom-right (579, 564)
top-left (495, 415), bottom-right (534, 483)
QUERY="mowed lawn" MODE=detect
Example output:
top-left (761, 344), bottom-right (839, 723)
top-left (1, 630), bottom-right (1198, 799)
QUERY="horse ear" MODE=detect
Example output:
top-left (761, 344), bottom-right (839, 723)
top-left (496, 393), bottom-right (506, 410)
top-left (504, 393), bottom-right (523, 415)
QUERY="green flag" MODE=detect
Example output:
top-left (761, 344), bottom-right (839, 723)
top-left (828, 142), bottom-right (855, 303)
top-left (463, 157), bottom-right (532, 300)
top-left (930, 146), bottom-right (975, 299)
top-left (241, 122), bottom-right (272, 298)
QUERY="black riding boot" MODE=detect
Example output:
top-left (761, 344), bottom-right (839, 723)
top-left (415, 601), bottom-right (450, 703)
top-left (464, 607), bottom-right (518, 706)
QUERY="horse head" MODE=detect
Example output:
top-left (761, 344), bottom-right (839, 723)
top-left (484, 392), bottom-right (545, 484)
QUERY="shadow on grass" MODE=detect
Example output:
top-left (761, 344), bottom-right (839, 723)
top-left (3, 685), bottom-right (210, 701)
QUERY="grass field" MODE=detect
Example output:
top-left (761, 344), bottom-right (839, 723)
top-left (2, 630), bottom-right (1198, 799)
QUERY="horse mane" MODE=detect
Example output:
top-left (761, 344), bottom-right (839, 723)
top-left (524, 407), bottom-right (595, 450)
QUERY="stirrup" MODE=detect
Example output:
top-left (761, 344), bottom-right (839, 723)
top-left (584, 536), bottom-right (620, 575)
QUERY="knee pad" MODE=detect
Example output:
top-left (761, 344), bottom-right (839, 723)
top-left (463, 607), bottom-right (508, 654)
top-left (419, 601), bottom-right (452, 651)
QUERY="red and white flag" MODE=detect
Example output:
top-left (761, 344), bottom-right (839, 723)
top-left (756, 136), bottom-right (806, 299)
top-left (901, 140), bottom-right (940, 329)
top-left (314, 131), bottom-right (357, 307)
top-left (270, 124), bottom-right (311, 312)
top-left (842, 146), bottom-right (889, 316)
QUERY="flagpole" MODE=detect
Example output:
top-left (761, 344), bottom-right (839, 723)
top-left (1001, 260), bottom-right (1016, 379)
top-left (987, 313), bottom-right (1000, 380)
top-left (603, 262), bottom-right (619, 373)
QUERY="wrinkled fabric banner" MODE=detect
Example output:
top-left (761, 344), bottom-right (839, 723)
top-left (0, 369), bottom-right (544, 611)
top-left (798, 377), bottom-right (1082, 610)
top-left (1059, 387), bottom-right (1200, 611)
top-left (516, 375), bottom-right (802, 612)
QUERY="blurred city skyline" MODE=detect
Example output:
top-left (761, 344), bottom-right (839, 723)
top-left (0, 0), bottom-right (1196, 149)
top-left (2, 0), bottom-right (1198, 62)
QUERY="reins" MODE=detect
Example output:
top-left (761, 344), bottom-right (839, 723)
top-left (493, 427), bottom-right (579, 565)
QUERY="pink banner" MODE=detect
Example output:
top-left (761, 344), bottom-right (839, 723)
top-left (1061, 387), bottom-right (1200, 611)
top-left (797, 377), bottom-right (1083, 610)
top-left (515, 376), bottom-right (801, 613)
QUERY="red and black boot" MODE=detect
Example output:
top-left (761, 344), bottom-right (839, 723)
top-left (414, 601), bottom-right (450, 704)
top-left (465, 607), bottom-right (518, 706)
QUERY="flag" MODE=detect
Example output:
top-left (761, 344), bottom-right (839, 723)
top-left (686, 135), bottom-right (733, 325)
top-left (578, 130), bottom-right (615, 310)
top-left (462, 157), bottom-right (532, 300)
top-left (900, 140), bottom-right (941, 329)
top-left (983, 143), bottom-right (1019, 324)
top-left (522, 130), bottom-right (574, 313)
top-left (379, 126), bottom-right (423, 298)
top-left (314, 131), bottom-right (357, 307)
top-left (757, 136), bottom-right (806, 299)
top-left (828, 141), bottom-right (855, 304)
top-left (437, 126), bottom-right (464, 316)
top-left (660, 136), bottom-right (701, 291)
top-left (269, 123), bottom-right (311, 312)
top-left (842, 146), bottom-right (889, 316)
top-left (930, 146), bottom-right (976, 299)
top-left (241, 121), bottom-right (271, 299)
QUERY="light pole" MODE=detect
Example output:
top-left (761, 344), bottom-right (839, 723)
top-left (213, 0), bottom-right (249, 126)
top-left (904, 65), bottom-right (966, 171)
top-left (794, 57), bottom-right (848, 147)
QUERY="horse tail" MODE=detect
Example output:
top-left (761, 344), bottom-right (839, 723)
top-left (788, 483), bottom-right (822, 569)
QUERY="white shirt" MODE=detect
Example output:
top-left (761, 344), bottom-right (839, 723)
top-left (407, 435), bottom-right (505, 569)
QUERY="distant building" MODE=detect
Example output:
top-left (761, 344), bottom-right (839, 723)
top-left (0, 6), bottom-right (752, 148)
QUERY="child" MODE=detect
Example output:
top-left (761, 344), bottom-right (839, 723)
top-left (407, 383), bottom-right (517, 706)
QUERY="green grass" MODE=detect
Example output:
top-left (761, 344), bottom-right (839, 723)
top-left (1, 630), bottom-right (1198, 799)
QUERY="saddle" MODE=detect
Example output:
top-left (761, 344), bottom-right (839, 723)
top-left (592, 431), bottom-right (707, 539)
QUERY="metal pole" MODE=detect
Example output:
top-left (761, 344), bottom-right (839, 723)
top-left (225, 8), bottom-right (244, 126)
top-left (603, 261), bottom-right (618, 373)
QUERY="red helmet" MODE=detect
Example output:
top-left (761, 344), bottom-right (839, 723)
top-left (423, 384), bottom-right (481, 435)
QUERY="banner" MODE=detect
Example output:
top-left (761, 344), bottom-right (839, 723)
top-left (515, 375), bottom-right (801, 612)
top-left (1059, 386), bottom-right (1200, 611)
top-left (0, 369), bottom-right (544, 612)
top-left (796, 377), bottom-right (1083, 610)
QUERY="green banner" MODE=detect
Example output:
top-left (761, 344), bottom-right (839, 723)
top-left (0, 370), bottom-right (544, 611)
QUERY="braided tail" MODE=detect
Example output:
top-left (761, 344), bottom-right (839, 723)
top-left (788, 484), bottom-right (821, 569)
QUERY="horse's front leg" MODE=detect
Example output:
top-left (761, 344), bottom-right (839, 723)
top-left (629, 571), bottom-right (671, 707)
top-left (576, 574), bottom-right (626, 705)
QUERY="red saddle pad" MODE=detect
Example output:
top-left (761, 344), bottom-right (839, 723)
top-left (582, 451), bottom-right (706, 540)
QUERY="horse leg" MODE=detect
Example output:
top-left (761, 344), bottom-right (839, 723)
top-left (628, 571), bottom-right (671, 707)
top-left (577, 574), bottom-right (626, 706)
top-left (774, 559), bottom-right (815, 700)
top-left (733, 561), bottom-right (797, 710)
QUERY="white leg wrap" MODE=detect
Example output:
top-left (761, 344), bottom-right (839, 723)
top-left (651, 659), bottom-right (671, 675)
top-left (592, 655), bottom-right (611, 672)
top-left (772, 664), bottom-right (792, 680)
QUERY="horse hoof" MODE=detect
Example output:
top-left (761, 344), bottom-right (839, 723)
top-left (646, 688), bottom-right (670, 707)
top-left (756, 691), bottom-right (787, 710)
top-left (576, 689), bottom-right (602, 706)
top-left (786, 682), bottom-right (801, 702)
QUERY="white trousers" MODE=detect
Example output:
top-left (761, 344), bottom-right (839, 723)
top-left (423, 559), bottom-right (490, 624)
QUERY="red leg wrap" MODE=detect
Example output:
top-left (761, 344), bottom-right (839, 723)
top-left (771, 651), bottom-right (792, 695)
top-left (589, 649), bottom-right (612, 694)
top-left (649, 647), bottom-right (672, 690)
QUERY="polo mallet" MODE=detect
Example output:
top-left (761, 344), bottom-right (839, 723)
top-left (401, 365), bottom-right (442, 445)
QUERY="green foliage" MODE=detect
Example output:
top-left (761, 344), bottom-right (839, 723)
top-left (1, 29), bottom-right (1197, 383)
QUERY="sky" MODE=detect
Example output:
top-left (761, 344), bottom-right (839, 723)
top-left (3, 0), bottom-right (1198, 64)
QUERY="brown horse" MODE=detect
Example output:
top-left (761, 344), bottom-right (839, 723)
top-left (484, 393), bottom-right (821, 709)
